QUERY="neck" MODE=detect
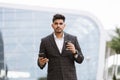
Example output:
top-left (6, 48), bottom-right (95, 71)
top-left (55, 32), bottom-right (63, 38)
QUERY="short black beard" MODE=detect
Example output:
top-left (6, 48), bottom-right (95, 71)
top-left (55, 31), bottom-right (63, 34)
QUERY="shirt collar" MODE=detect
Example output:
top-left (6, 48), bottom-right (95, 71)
top-left (53, 33), bottom-right (64, 39)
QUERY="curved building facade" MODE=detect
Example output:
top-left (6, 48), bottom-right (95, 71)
top-left (0, 6), bottom-right (105, 80)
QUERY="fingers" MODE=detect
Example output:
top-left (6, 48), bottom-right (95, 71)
top-left (39, 57), bottom-right (49, 62)
top-left (66, 43), bottom-right (76, 53)
top-left (66, 43), bottom-right (75, 50)
top-left (39, 57), bottom-right (49, 66)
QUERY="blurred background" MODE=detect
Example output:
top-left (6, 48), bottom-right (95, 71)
top-left (0, 0), bottom-right (120, 80)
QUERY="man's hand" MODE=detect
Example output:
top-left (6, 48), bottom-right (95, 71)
top-left (38, 57), bottom-right (49, 66)
top-left (66, 42), bottom-right (76, 54)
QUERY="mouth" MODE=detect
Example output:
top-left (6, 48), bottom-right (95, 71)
top-left (55, 28), bottom-right (62, 33)
top-left (56, 27), bottom-right (61, 29)
top-left (56, 28), bottom-right (61, 30)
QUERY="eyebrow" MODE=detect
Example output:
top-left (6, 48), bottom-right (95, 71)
top-left (54, 22), bottom-right (64, 25)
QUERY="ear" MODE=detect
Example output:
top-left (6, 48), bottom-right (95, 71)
top-left (51, 24), bottom-right (53, 28)
top-left (64, 24), bottom-right (66, 28)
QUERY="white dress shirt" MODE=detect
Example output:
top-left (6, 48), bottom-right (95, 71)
top-left (54, 33), bottom-right (64, 53)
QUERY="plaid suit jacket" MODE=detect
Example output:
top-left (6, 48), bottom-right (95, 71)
top-left (38, 32), bottom-right (84, 80)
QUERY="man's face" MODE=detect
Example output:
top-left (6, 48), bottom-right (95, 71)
top-left (52, 19), bottom-right (65, 33)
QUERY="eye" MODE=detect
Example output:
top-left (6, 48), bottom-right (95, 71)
top-left (59, 23), bottom-right (63, 25)
top-left (54, 23), bottom-right (58, 25)
top-left (54, 22), bottom-right (63, 25)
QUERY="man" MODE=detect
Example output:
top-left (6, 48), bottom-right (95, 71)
top-left (37, 14), bottom-right (84, 80)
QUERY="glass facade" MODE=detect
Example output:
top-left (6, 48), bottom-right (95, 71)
top-left (0, 28), bottom-right (6, 80)
top-left (0, 7), bottom-right (100, 80)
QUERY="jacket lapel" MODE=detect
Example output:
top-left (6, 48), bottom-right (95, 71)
top-left (49, 33), bottom-right (60, 54)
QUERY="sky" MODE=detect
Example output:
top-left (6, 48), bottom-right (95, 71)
top-left (0, 0), bottom-right (120, 30)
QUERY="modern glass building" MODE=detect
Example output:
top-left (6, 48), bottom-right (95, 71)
top-left (0, 5), bottom-right (105, 80)
top-left (0, 28), bottom-right (6, 80)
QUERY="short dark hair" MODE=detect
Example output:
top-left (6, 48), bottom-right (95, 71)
top-left (52, 14), bottom-right (65, 22)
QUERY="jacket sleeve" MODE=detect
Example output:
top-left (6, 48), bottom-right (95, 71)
top-left (74, 37), bottom-right (84, 64)
top-left (37, 39), bottom-right (46, 69)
